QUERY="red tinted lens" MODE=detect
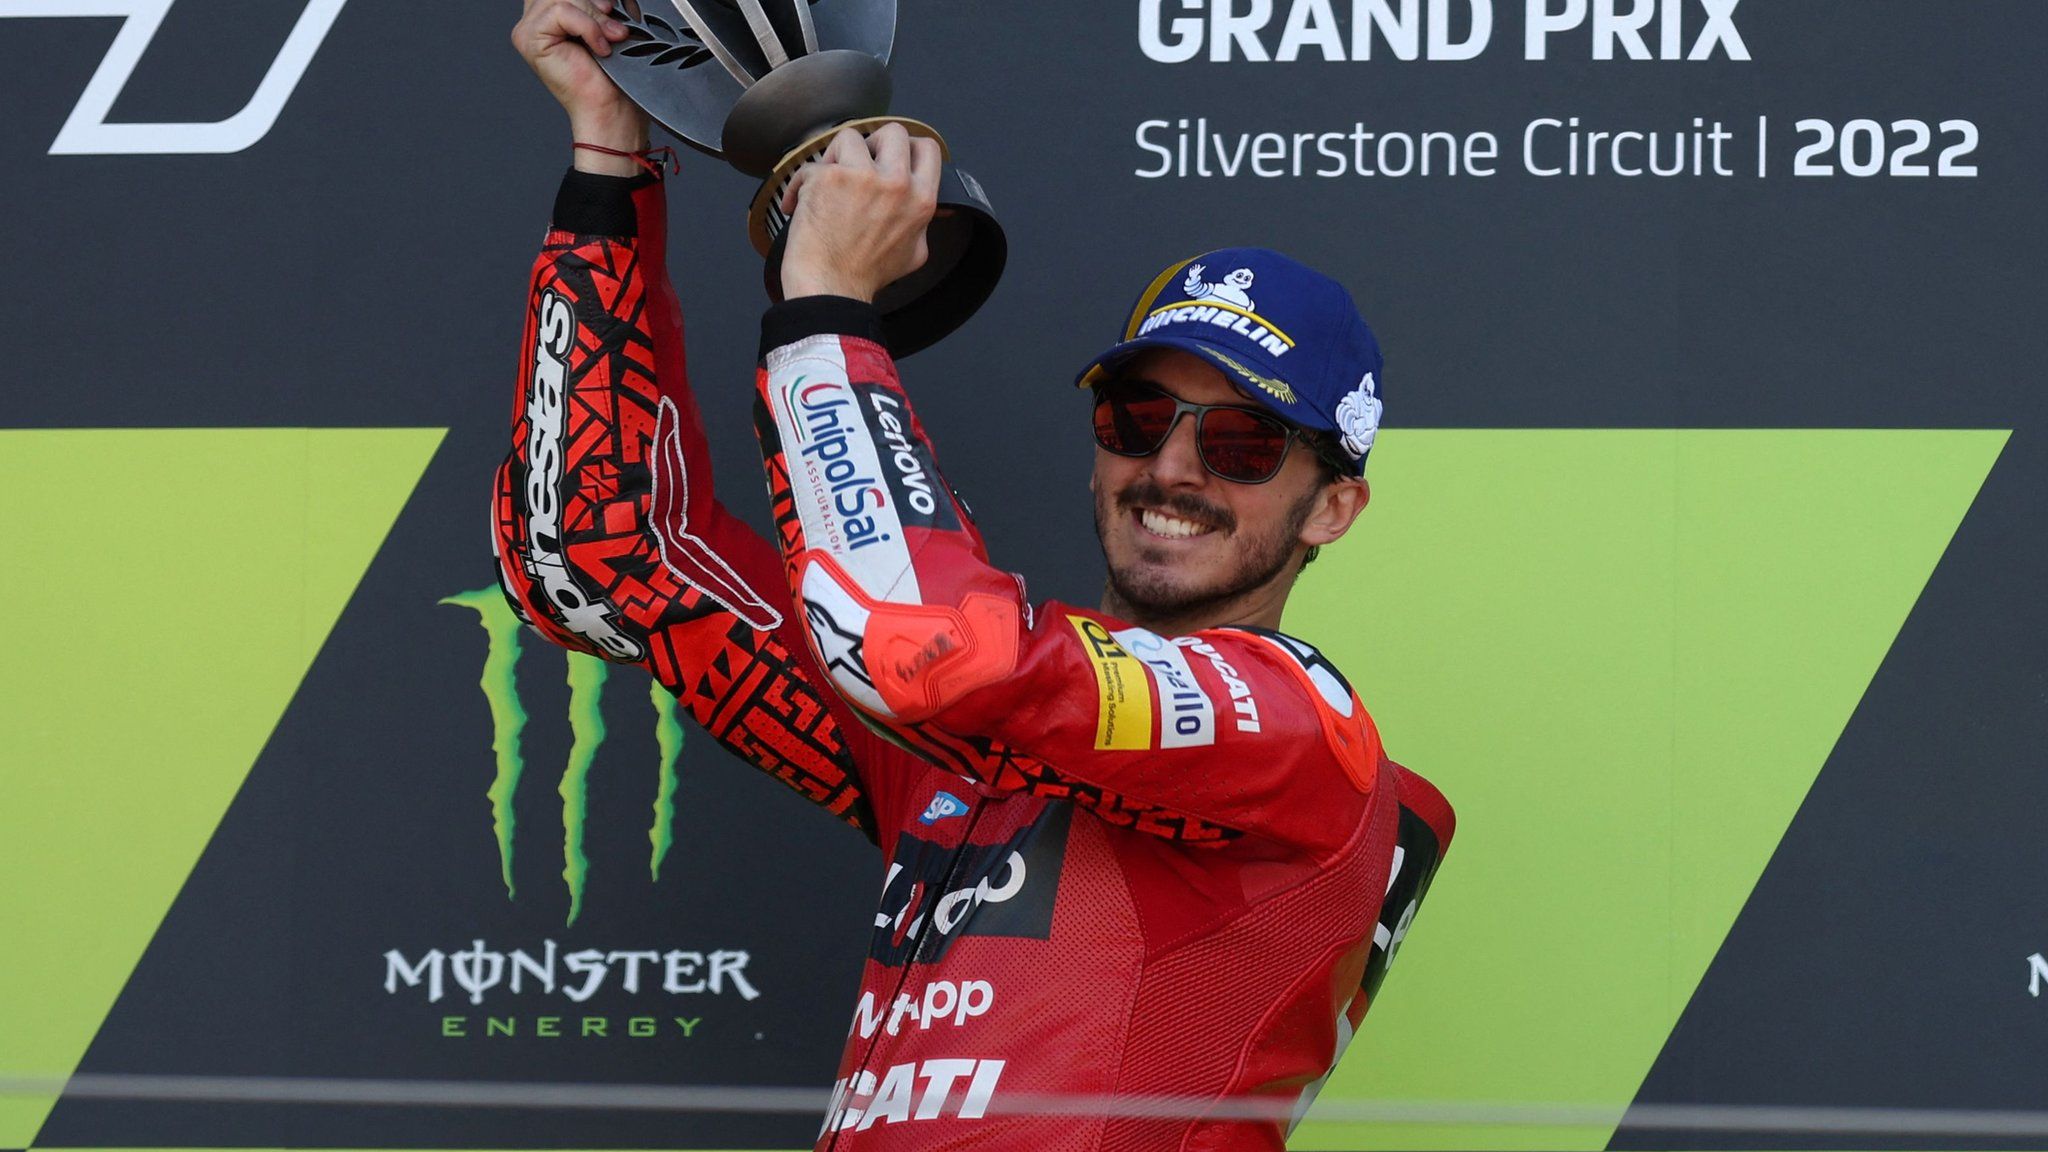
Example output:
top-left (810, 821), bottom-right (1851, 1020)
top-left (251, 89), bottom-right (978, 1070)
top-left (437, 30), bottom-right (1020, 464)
top-left (1093, 388), bottom-right (1181, 457)
top-left (1197, 407), bottom-right (1292, 482)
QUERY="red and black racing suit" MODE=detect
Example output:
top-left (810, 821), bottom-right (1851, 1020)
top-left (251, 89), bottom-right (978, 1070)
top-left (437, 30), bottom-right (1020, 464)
top-left (492, 168), bottom-right (1455, 1151)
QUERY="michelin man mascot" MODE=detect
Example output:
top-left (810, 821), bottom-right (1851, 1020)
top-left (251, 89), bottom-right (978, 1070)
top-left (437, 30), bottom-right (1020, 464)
top-left (1183, 263), bottom-right (1259, 311)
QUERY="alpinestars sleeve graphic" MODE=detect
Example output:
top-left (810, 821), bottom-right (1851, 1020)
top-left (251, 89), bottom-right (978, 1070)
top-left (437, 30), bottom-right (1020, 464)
top-left (493, 169), bottom-right (886, 835)
top-left (751, 298), bottom-right (1384, 854)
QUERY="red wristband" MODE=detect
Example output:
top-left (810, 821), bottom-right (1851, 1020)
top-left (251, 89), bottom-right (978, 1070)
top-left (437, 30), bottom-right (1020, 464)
top-left (572, 142), bottom-right (679, 177)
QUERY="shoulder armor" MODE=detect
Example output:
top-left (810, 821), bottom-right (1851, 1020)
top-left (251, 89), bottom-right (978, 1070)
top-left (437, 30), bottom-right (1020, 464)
top-left (1215, 626), bottom-right (1381, 792)
top-left (1220, 626), bottom-right (1358, 715)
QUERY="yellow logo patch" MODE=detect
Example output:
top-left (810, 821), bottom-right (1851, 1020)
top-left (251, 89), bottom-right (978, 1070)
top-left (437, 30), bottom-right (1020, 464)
top-left (1067, 615), bottom-right (1155, 751)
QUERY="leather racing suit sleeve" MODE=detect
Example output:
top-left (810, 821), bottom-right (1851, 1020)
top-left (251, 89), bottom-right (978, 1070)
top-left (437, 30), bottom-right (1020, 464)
top-left (493, 169), bottom-right (900, 837)
top-left (751, 298), bottom-right (1387, 855)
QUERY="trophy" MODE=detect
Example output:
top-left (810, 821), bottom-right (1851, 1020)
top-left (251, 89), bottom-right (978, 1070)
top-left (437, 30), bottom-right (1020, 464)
top-left (597, 0), bottom-right (1005, 357)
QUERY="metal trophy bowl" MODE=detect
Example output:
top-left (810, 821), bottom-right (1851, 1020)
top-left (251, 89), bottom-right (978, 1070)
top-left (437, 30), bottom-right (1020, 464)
top-left (597, 0), bottom-right (1005, 357)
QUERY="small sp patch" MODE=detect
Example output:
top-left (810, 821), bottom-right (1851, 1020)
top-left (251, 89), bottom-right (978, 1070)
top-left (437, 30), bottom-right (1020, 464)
top-left (920, 791), bottom-right (969, 825)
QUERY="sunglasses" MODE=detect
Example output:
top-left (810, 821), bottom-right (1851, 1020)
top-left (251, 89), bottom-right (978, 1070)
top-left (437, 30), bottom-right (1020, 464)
top-left (1091, 379), bottom-right (1345, 484)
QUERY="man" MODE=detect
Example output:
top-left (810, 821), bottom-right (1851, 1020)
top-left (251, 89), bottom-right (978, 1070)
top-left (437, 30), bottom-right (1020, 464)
top-left (496, 2), bottom-right (1454, 1147)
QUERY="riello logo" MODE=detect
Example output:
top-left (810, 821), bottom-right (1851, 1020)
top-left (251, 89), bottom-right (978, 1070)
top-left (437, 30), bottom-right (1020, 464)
top-left (443, 587), bottom-right (687, 926)
top-left (0, 0), bottom-right (348, 154)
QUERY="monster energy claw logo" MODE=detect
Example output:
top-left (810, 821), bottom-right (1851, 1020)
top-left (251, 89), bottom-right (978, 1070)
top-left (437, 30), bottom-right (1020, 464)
top-left (443, 587), bottom-right (686, 926)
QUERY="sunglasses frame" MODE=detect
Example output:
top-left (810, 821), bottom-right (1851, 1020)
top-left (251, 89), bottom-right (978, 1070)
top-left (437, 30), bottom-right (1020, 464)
top-left (1090, 378), bottom-right (1351, 484)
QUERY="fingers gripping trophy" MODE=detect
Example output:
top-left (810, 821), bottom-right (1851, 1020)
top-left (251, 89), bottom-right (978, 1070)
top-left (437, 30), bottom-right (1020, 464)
top-left (515, 0), bottom-right (1004, 356)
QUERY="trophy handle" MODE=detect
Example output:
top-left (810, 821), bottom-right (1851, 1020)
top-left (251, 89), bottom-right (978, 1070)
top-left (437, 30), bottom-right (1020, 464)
top-left (867, 165), bottom-right (1006, 358)
top-left (748, 119), bottom-right (1006, 358)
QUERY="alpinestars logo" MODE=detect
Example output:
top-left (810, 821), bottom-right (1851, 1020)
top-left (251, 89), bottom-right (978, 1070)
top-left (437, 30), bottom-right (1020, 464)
top-left (0, 0), bottom-right (348, 155)
top-left (519, 288), bottom-right (645, 662)
top-left (443, 586), bottom-right (686, 926)
top-left (806, 597), bottom-right (874, 692)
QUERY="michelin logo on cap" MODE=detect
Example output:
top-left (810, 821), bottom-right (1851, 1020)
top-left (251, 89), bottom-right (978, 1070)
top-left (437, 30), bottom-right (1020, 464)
top-left (1336, 373), bottom-right (1382, 461)
top-left (1135, 263), bottom-right (1296, 360)
top-left (1078, 246), bottom-right (1387, 475)
top-left (1183, 264), bottom-right (1257, 311)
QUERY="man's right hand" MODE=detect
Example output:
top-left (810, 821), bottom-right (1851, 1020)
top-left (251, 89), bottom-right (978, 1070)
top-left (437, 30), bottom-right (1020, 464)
top-left (512, 0), bottom-right (650, 175)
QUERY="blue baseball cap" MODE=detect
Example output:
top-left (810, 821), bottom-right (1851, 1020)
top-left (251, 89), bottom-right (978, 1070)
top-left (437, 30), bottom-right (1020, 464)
top-left (1074, 248), bottom-right (1385, 474)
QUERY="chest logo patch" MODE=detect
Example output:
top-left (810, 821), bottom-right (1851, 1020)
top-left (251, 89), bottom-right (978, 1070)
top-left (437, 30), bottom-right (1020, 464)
top-left (869, 805), bottom-right (1071, 967)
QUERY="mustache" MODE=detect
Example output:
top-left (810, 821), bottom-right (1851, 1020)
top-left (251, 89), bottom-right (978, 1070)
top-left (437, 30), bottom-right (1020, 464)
top-left (1115, 481), bottom-right (1235, 532)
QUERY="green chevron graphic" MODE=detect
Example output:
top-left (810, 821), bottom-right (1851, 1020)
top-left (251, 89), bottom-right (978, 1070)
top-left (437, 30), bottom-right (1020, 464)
top-left (0, 428), bottom-right (444, 1149)
top-left (0, 428), bottom-right (2004, 1152)
top-left (1289, 429), bottom-right (2007, 1151)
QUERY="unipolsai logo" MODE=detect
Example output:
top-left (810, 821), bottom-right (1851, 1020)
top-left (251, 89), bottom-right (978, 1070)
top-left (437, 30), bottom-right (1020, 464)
top-left (442, 586), bottom-right (687, 926)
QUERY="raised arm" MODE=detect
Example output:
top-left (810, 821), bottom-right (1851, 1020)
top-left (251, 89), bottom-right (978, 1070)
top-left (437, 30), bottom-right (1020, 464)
top-left (750, 127), bottom-right (1388, 854)
top-left (491, 0), bottom-right (899, 836)
top-left (752, 304), bottom-right (1386, 853)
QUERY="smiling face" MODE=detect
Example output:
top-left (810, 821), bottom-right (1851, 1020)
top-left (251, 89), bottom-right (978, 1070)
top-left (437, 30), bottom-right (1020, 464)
top-left (1090, 348), bottom-right (1369, 633)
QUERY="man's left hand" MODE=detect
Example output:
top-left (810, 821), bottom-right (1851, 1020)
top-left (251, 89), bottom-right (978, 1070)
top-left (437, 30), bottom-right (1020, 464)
top-left (779, 124), bottom-right (942, 303)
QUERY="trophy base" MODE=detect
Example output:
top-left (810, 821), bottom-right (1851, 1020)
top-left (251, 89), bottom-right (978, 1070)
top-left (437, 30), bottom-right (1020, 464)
top-left (748, 120), bottom-right (1006, 359)
top-left (721, 50), bottom-right (894, 178)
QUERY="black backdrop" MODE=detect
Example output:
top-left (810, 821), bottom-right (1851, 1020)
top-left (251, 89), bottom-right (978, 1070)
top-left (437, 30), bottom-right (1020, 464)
top-left (3, 1), bottom-right (2044, 1148)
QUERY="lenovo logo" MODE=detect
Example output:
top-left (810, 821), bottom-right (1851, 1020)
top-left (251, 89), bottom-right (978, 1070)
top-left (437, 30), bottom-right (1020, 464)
top-left (0, 0), bottom-right (347, 154)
